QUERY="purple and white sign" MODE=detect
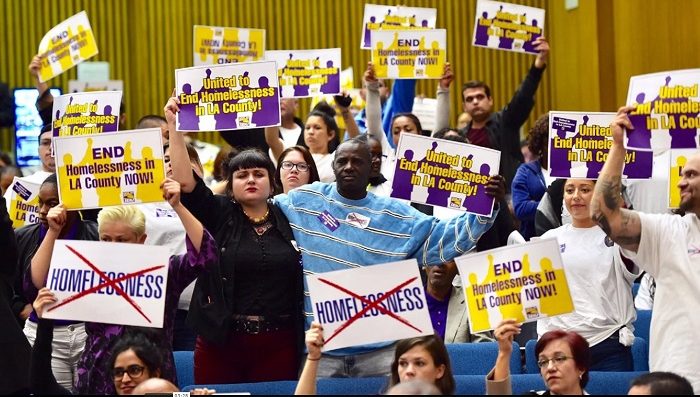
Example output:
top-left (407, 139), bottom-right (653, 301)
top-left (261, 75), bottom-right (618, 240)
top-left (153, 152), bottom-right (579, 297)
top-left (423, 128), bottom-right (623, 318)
top-left (361, 4), bottom-right (437, 49)
top-left (175, 61), bottom-right (280, 132)
top-left (265, 48), bottom-right (341, 98)
top-left (52, 91), bottom-right (122, 137)
top-left (392, 134), bottom-right (500, 217)
top-left (472, 0), bottom-right (545, 55)
top-left (625, 69), bottom-right (700, 152)
top-left (548, 111), bottom-right (652, 179)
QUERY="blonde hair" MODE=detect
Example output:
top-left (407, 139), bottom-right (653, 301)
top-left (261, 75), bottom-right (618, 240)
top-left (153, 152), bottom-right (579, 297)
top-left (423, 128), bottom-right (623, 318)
top-left (97, 205), bottom-right (146, 237)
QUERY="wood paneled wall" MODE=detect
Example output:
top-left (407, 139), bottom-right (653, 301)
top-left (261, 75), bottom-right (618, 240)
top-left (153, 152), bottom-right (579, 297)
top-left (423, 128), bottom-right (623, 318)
top-left (1, 0), bottom-right (549, 154)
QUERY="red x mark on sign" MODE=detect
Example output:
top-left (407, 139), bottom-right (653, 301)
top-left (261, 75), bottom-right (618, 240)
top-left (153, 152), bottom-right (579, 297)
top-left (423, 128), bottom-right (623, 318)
top-left (47, 244), bottom-right (165, 324)
top-left (318, 276), bottom-right (423, 345)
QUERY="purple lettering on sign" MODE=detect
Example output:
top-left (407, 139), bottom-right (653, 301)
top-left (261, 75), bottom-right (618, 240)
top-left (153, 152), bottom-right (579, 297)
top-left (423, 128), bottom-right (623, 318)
top-left (155, 208), bottom-right (177, 218)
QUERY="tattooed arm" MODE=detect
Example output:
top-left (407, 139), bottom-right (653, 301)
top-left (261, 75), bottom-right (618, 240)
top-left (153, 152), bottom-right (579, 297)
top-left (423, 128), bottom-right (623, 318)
top-left (590, 106), bottom-right (642, 252)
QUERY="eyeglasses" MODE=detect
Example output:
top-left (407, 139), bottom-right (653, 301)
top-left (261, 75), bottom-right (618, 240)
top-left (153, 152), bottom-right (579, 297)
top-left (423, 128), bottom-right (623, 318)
top-left (113, 364), bottom-right (146, 379)
top-left (537, 356), bottom-right (573, 368)
top-left (281, 161), bottom-right (310, 172)
top-left (371, 153), bottom-right (387, 161)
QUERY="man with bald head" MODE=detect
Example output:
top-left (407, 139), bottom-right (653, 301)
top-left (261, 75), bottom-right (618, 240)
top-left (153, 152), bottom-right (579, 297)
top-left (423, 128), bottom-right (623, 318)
top-left (270, 138), bottom-right (505, 377)
top-left (591, 106), bottom-right (700, 393)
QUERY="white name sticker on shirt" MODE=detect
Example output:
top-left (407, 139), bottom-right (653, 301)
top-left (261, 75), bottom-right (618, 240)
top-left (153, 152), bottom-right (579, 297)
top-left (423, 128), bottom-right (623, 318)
top-left (345, 212), bottom-right (370, 229)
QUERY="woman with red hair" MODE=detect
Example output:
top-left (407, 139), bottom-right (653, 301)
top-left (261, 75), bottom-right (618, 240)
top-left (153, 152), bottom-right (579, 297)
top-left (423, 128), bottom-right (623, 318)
top-left (487, 319), bottom-right (591, 395)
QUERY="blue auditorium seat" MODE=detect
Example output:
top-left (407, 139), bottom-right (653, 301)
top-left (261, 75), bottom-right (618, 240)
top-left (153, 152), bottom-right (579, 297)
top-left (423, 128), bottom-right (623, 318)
top-left (446, 341), bottom-right (521, 375)
top-left (173, 350), bottom-right (194, 389)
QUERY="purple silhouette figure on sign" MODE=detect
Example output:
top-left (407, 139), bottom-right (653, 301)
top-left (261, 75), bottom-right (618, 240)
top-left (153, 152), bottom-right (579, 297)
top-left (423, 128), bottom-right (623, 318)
top-left (102, 105), bottom-right (118, 132)
top-left (628, 92), bottom-right (653, 150)
top-left (462, 163), bottom-right (493, 216)
top-left (581, 115), bottom-right (607, 179)
top-left (663, 76), bottom-right (699, 148)
top-left (321, 60), bottom-right (340, 95)
top-left (364, 16), bottom-right (377, 48)
top-left (287, 53), bottom-right (309, 97)
top-left (421, 19), bottom-right (429, 27)
top-left (179, 83), bottom-right (200, 131)
top-left (251, 76), bottom-right (280, 128)
top-left (392, 149), bottom-right (417, 200)
top-left (623, 149), bottom-right (652, 179)
top-left (550, 116), bottom-right (576, 177)
top-left (474, 11), bottom-right (491, 46)
top-left (521, 19), bottom-right (541, 53)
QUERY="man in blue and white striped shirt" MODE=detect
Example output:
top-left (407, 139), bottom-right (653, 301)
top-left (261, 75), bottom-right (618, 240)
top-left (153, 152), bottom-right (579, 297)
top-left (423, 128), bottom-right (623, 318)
top-left (274, 138), bottom-right (505, 377)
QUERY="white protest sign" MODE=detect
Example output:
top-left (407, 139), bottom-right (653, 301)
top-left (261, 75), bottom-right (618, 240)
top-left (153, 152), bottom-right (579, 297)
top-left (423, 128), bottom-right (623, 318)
top-left (454, 238), bottom-right (574, 333)
top-left (625, 69), bottom-right (700, 153)
top-left (44, 240), bottom-right (170, 328)
top-left (307, 259), bottom-right (432, 352)
top-left (392, 133), bottom-right (501, 217)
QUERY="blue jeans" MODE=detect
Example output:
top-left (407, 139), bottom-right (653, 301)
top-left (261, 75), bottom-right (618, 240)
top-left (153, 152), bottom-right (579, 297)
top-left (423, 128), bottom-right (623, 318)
top-left (589, 333), bottom-right (633, 371)
top-left (313, 343), bottom-right (396, 378)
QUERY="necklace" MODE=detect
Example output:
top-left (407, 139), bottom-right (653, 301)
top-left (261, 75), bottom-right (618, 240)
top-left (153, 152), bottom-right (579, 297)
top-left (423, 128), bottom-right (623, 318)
top-left (242, 206), bottom-right (270, 225)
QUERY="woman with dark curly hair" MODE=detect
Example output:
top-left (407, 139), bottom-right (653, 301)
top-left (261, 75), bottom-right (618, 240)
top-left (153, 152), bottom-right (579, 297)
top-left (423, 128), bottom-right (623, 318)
top-left (511, 114), bottom-right (550, 240)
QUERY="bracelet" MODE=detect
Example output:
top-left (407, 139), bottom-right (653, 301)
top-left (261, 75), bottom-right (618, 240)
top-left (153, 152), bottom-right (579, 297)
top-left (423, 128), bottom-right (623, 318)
top-left (307, 356), bottom-right (321, 361)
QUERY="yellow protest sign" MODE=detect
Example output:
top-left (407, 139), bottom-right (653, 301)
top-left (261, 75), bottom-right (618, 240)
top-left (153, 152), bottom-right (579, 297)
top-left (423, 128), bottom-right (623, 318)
top-left (37, 11), bottom-right (99, 83)
top-left (669, 149), bottom-right (695, 209)
top-left (54, 128), bottom-right (165, 210)
top-left (5, 177), bottom-right (42, 229)
top-left (371, 30), bottom-right (446, 79)
top-left (454, 239), bottom-right (574, 333)
top-left (193, 25), bottom-right (265, 66)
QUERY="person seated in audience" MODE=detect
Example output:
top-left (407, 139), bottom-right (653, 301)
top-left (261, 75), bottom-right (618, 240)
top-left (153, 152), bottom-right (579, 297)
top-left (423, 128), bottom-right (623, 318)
top-left (31, 288), bottom-right (165, 395)
top-left (29, 179), bottom-right (218, 393)
top-left (423, 260), bottom-right (492, 343)
top-left (267, 94), bottom-right (359, 182)
top-left (511, 114), bottom-right (550, 240)
top-left (487, 319), bottom-right (591, 395)
top-left (295, 323), bottom-right (455, 395)
top-left (538, 178), bottom-right (639, 371)
top-left (628, 372), bottom-right (694, 395)
top-left (274, 146), bottom-right (320, 194)
top-left (31, 288), bottom-right (216, 395)
top-left (385, 379), bottom-right (441, 395)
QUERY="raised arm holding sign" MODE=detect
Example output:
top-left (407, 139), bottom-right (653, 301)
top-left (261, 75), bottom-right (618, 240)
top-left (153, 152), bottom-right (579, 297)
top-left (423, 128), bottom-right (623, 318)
top-left (30, 178), bottom-right (219, 394)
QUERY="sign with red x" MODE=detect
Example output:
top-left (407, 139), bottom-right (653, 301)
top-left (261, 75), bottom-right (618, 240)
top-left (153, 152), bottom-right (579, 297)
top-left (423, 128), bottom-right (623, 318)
top-left (306, 259), bottom-right (433, 351)
top-left (43, 240), bottom-right (170, 328)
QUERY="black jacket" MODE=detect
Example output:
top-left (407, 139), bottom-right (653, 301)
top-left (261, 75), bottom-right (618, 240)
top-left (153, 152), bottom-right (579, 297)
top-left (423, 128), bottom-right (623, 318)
top-left (12, 220), bottom-right (99, 321)
top-left (460, 64), bottom-right (546, 192)
top-left (0, 195), bottom-right (30, 394)
top-left (182, 177), bottom-right (305, 367)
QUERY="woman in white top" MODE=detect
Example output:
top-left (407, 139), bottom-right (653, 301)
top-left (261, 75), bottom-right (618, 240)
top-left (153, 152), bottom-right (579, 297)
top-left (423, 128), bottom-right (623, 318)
top-left (538, 179), bottom-right (640, 371)
top-left (266, 95), bottom-right (359, 183)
